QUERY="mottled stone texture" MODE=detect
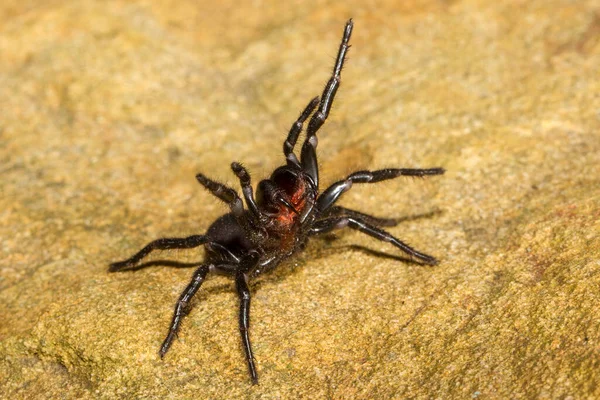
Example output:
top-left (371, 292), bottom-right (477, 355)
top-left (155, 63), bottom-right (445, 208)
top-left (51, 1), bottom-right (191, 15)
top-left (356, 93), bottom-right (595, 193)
top-left (1, 0), bottom-right (599, 398)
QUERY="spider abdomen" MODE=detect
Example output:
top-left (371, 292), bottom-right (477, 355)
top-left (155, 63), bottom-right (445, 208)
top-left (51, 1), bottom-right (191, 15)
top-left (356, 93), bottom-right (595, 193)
top-left (205, 213), bottom-right (254, 258)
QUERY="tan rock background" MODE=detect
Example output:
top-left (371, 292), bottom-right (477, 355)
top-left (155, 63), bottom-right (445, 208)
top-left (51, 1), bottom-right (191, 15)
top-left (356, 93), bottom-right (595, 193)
top-left (1, 0), bottom-right (599, 398)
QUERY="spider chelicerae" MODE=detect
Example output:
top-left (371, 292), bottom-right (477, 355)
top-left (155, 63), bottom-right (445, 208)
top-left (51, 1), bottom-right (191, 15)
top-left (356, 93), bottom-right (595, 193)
top-left (110, 19), bottom-right (444, 384)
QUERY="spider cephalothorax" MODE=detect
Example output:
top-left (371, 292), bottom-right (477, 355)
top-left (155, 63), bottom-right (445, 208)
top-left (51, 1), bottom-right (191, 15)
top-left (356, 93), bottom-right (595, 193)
top-left (110, 19), bottom-right (444, 384)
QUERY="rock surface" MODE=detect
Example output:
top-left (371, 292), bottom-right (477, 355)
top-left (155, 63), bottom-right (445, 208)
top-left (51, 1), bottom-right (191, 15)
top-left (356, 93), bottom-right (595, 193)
top-left (1, 1), bottom-right (599, 398)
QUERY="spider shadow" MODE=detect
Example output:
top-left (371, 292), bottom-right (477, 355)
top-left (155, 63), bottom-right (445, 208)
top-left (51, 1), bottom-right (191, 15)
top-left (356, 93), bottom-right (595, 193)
top-left (351, 245), bottom-right (431, 264)
top-left (110, 260), bottom-right (202, 272)
top-left (312, 241), bottom-right (432, 266)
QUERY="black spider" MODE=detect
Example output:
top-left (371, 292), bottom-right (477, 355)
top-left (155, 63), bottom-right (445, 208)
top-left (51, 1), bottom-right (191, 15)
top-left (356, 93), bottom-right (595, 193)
top-left (110, 19), bottom-right (444, 384)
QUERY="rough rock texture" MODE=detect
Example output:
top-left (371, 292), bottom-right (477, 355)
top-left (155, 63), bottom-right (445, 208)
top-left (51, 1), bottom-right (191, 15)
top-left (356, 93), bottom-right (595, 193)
top-left (1, 1), bottom-right (599, 398)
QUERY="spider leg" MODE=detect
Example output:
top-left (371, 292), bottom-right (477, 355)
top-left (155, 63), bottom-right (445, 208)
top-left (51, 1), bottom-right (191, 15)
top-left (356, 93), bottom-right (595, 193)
top-left (283, 97), bottom-right (319, 167)
top-left (196, 173), bottom-right (244, 217)
top-left (109, 235), bottom-right (208, 271)
top-left (159, 264), bottom-right (211, 358)
top-left (317, 168), bottom-right (445, 212)
top-left (310, 216), bottom-right (438, 265)
top-left (235, 251), bottom-right (260, 384)
top-left (324, 205), bottom-right (399, 227)
top-left (324, 205), bottom-right (443, 227)
top-left (300, 19), bottom-right (353, 187)
top-left (230, 162), bottom-right (265, 222)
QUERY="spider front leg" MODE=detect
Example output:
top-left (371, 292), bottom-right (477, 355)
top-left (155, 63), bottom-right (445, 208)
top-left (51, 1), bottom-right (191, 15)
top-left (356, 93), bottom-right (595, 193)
top-left (300, 19), bottom-right (353, 187)
top-left (230, 162), bottom-right (265, 223)
top-left (109, 235), bottom-right (208, 271)
top-left (310, 216), bottom-right (439, 265)
top-left (160, 264), bottom-right (211, 357)
top-left (196, 173), bottom-right (244, 217)
top-left (317, 168), bottom-right (445, 212)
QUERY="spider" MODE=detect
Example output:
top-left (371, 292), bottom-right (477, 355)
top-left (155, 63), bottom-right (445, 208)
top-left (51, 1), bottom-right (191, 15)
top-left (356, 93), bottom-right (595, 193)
top-left (110, 19), bottom-right (444, 384)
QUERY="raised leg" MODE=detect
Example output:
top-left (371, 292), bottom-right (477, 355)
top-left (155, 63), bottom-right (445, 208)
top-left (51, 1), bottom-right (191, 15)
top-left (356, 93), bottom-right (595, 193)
top-left (300, 19), bottom-right (353, 187)
top-left (109, 235), bottom-right (208, 271)
top-left (196, 173), bottom-right (244, 217)
top-left (317, 168), bottom-right (445, 212)
top-left (310, 216), bottom-right (439, 265)
top-left (236, 273), bottom-right (258, 384)
top-left (283, 97), bottom-right (319, 167)
top-left (159, 264), bottom-right (211, 358)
